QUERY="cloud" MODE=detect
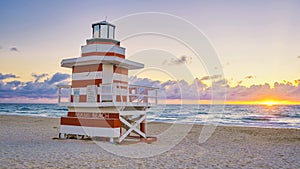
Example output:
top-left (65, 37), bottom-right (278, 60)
top-left (297, 56), bottom-right (300, 59)
top-left (245, 75), bottom-right (255, 79)
top-left (225, 81), bottom-right (300, 101)
top-left (46, 73), bottom-right (70, 85)
top-left (237, 80), bottom-right (243, 85)
top-left (130, 77), bottom-right (208, 100)
top-left (129, 77), bottom-right (300, 102)
top-left (226, 83), bottom-right (271, 100)
top-left (32, 73), bottom-right (48, 83)
top-left (0, 73), bottom-right (18, 80)
top-left (129, 76), bottom-right (161, 88)
top-left (0, 72), bottom-right (70, 100)
top-left (10, 47), bottom-right (19, 52)
top-left (236, 75), bottom-right (255, 86)
top-left (1, 72), bottom-right (299, 102)
top-left (200, 75), bottom-right (222, 81)
top-left (6, 80), bottom-right (22, 87)
top-left (163, 55), bottom-right (192, 65)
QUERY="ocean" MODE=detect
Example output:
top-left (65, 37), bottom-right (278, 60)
top-left (0, 103), bottom-right (299, 129)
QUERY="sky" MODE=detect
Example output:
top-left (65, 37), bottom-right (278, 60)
top-left (0, 0), bottom-right (299, 104)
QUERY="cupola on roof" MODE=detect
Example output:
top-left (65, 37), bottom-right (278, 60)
top-left (92, 20), bottom-right (115, 39)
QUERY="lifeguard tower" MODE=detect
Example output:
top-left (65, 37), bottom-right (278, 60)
top-left (57, 20), bottom-right (158, 143)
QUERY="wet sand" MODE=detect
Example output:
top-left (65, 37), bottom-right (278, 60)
top-left (0, 115), bottom-right (299, 168)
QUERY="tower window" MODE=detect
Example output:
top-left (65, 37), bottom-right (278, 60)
top-left (100, 25), bottom-right (108, 38)
top-left (92, 21), bottom-right (115, 39)
top-left (109, 26), bottom-right (115, 39)
top-left (93, 25), bottom-right (100, 38)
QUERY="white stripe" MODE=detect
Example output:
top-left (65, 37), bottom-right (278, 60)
top-left (97, 86), bottom-right (127, 95)
top-left (72, 87), bottom-right (127, 95)
top-left (72, 71), bottom-right (102, 81)
top-left (60, 125), bottom-right (120, 137)
top-left (113, 73), bottom-right (128, 82)
top-left (68, 107), bottom-right (119, 113)
top-left (72, 72), bottom-right (127, 82)
top-left (81, 44), bottom-right (125, 55)
top-left (113, 88), bottom-right (128, 95)
top-left (80, 88), bottom-right (86, 95)
top-left (61, 55), bottom-right (144, 70)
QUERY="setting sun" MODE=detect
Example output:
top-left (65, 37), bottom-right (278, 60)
top-left (259, 100), bottom-right (279, 106)
top-left (255, 100), bottom-right (300, 106)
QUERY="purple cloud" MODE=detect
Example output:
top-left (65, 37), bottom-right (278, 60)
top-left (0, 72), bottom-right (299, 102)
top-left (163, 55), bottom-right (192, 65)
top-left (10, 47), bottom-right (19, 52)
top-left (130, 77), bottom-right (300, 102)
top-left (129, 77), bottom-right (208, 100)
top-left (32, 73), bottom-right (48, 83)
top-left (6, 80), bottom-right (22, 87)
top-left (0, 73), bottom-right (18, 80)
top-left (0, 72), bottom-right (70, 99)
top-left (46, 73), bottom-right (70, 85)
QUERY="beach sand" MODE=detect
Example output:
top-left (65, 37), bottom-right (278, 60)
top-left (0, 115), bottom-right (299, 168)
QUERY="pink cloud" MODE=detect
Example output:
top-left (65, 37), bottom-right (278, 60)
top-left (130, 77), bottom-right (300, 102)
top-left (1, 72), bottom-right (299, 103)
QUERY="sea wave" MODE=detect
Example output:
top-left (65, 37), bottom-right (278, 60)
top-left (0, 103), bottom-right (299, 129)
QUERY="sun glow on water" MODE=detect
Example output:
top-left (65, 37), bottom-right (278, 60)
top-left (260, 100), bottom-right (279, 106)
top-left (256, 100), bottom-right (299, 106)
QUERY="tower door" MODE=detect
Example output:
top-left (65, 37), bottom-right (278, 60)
top-left (102, 64), bottom-right (114, 101)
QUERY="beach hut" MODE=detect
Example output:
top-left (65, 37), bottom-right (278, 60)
top-left (57, 20), bottom-right (158, 143)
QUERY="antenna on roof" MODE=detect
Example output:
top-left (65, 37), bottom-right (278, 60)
top-left (105, 16), bottom-right (107, 21)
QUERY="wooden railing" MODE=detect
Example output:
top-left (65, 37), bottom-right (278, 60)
top-left (57, 85), bottom-right (71, 106)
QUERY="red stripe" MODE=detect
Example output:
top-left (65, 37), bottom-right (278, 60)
top-left (82, 52), bottom-right (125, 59)
top-left (116, 86), bottom-right (128, 89)
top-left (72, 79), bottom-right (102, 88)
top-left (116, 96), bottom-right (127, 102)
top-left (61, 117), bottom-right (121, 128)
top-left (113, 80), bottom-right (128, 84)
top-left (140, 120), bottom-right (146, 135)
top-left (114, 66), bottom-right (128, 75)
top-left (86, 41), bottom-right (120, 46)
top-left (67, 112), bottom-right (119, 119)
top-left (68, 112), bottom-right (76, 116)
top-left (72, 64), bottom-right (102, 73)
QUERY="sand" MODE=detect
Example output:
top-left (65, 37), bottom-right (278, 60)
top-left (0, 115), bottom-right (299, 168)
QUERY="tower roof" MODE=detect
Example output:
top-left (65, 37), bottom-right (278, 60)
top-left (61, 56), bottom-right (144, 70)
top-left (92, 20), bottom-right (115, 28)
